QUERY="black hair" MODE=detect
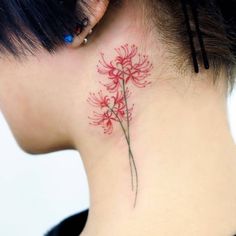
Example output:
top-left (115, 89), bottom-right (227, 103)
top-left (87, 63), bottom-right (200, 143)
top-left (0, 0), bottom-right (236, 91)
top-left (152, 0), bottom-right (236, 92)
top-left (0, 0), bottom-right (87, 57)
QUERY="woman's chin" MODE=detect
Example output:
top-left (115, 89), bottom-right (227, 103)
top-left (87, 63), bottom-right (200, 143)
top-left (15, 133), bottom-right (74, 155)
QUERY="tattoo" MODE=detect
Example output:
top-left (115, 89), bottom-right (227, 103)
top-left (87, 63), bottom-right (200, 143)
top-left (87, 44), bottom-right (153, 208)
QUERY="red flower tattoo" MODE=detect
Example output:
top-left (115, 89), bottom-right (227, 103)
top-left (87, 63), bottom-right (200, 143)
top-left (97, 44), bottom-right (153, 92)
top-left (87, 44), bottom-right (153, 208)
top-left (87, 90), bottom-right (133, 135)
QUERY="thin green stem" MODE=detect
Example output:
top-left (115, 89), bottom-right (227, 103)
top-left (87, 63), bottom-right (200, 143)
top-left (121, 79), bottom-right (139, 208)
top-left (108, 106), bottom-right (134, 191)
top-left (128, 148), bottom-right (138, 208)
top-left (108, 76), bottom-right (139, 208)
top-left (122, 79), bottom-right (130, 139)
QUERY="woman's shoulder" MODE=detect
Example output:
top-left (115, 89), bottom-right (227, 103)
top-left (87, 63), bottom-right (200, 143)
top-left (44, 209), bottom-right (89, 236)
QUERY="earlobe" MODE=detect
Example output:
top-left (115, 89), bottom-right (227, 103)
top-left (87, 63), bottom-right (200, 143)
top-left (64, 0), bottom-right (109, 48)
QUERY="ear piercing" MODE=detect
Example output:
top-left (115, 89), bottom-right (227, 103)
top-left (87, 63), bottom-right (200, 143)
top-left (83, 38), bottom-right (88, 45)
top-left (64, 17), bottom-right (91, 45)
top-left (64, 34), bottom-right (74, 44)
top-left (82, 29), bottom-right (93, 45)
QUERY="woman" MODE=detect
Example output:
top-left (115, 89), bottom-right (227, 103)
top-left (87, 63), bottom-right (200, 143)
top-left (0, 0), bottom-right (236, 235)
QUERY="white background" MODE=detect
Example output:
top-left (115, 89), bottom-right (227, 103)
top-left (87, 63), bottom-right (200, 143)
top-left (0, 113), bottom-right (89, 236)
top-left (1, 89), bottom-right (236, 236)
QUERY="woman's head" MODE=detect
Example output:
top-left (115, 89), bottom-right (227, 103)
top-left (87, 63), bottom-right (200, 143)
top-left (0, 1), bottom-right (235, 73)
top-left (0, 0), bottom-right (235, 154)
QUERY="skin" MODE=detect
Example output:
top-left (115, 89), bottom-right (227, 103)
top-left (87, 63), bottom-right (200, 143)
top-left (1, 1), bottom-right (236, 235)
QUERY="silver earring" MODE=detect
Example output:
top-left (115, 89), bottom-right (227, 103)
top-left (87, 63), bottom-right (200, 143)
top-left (83, 28), bottom-right (93, 45)
top-left (83, 38), bottom-right (88, 45)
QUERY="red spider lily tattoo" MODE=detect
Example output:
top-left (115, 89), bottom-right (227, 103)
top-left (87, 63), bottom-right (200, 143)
top-left (88, 90), bottom-right (133, 135)
top-left (98, 44), bottom-right (153, 93)
top-left (87, 44), bottom-right (153, 208)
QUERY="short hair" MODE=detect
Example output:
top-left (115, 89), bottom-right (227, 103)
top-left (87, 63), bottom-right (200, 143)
top-left (0, 0), bottom-right (236, 92)
top-left (149, 0), bottom-right (236, 93)
top-left (0, 0), bottom-right (87, 56)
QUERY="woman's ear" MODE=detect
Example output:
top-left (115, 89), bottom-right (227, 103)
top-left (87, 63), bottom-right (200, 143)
top-left (68, 0), bottom-right (109, 48)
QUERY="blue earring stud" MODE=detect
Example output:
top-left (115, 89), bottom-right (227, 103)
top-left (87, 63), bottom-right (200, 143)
top-left (64, 34), bottom-right (74, 44)
top-left (64, 17), bottom-right (90, 44)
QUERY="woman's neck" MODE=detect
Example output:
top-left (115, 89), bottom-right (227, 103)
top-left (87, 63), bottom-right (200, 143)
top-left (73, 71), bottom-right (236, 236)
